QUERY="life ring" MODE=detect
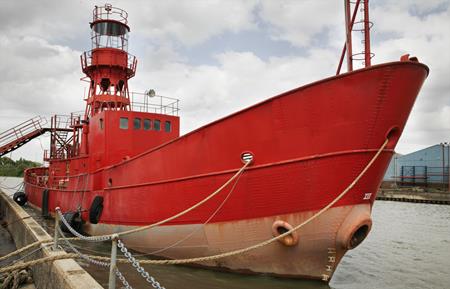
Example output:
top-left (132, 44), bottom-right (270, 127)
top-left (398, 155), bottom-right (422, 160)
top-left (13, 191), bottom-right (27, 206)
top-left (60, 211), bottom-right (83, 234)
top-left (271, 220), bottom-right (299, 247)
top-left (42, 189), bottom-right (49, 218)
top-left (89, 196), bottom-right (104, 224)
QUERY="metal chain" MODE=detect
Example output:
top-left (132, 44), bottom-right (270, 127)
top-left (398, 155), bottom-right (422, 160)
top-left (56, 208), bottom-right (110, 242)
top-left (58, 226), bottom-right (133, 289)
top-left (115, 269), bottom-right (133, 289)
top-left (57, 225), bottom-right (110, 267)
top-left (118, 239), bottom-right (165, 289)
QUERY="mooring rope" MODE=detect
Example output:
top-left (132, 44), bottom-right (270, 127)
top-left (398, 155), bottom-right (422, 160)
top-left (0, 160), bottom-right (251, 266)
top-left (0, 241), bottom-right (46, 264)
top-left (0, 268), bottom-right (32, 289)
top-left (1, 243), bottom-right (54, 268)
top-left (0, 139), bottom-right (388, 273)
top-left (116, 160), bottom-right (252, 237)
top-left (0, 254), bottom-right (78, 274)
top-left (86, 138), bottom-right (389, 265)
top-left (140, 167), bottom-right (244, 256)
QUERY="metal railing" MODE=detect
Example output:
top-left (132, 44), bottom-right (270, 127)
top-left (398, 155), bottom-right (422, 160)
top-left (80, 50), bottom-right (137, 75)
top-left (93, 4), bottom-right (128, 25)
top-left (130, 92), bottom-right (180, 116)
top-left (51, 114), bottom-right (83, 130)
top-left (0, 116), bottom-right (47, 148)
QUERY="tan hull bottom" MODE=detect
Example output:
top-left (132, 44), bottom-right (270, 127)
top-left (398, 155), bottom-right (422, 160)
top-left (84, 203), bottom-right (372, 281)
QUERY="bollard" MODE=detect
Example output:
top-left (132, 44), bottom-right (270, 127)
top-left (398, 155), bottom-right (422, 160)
top-left (108, 234), bottom-right (119, 289)
top-left (54, 207), bottom-right (60, 250)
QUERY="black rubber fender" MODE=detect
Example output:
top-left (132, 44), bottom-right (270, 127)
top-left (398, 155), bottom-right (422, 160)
top-left (13, 191), bottom-right (27, 206)
top-left (42, 189), bottom-right (49, 218)
top-left (89, 196), bottom-right (104, 224)
top-left (60, 211), bottom-right (83, 234)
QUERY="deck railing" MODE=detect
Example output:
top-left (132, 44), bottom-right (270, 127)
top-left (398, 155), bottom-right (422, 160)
top-left (130, 92), bottom-right (180, 116)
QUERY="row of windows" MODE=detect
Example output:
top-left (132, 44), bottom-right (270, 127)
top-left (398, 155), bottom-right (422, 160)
top-left (119, 117), bottom-right (172, 132)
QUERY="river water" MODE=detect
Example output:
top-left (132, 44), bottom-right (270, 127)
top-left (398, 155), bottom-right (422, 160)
top-left (1, 177), bottom-right (449, 289)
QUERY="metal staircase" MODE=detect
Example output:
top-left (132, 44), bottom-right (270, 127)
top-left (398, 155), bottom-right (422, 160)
top-left (49, 115), bottom-right (74, 159)
top-left (0, 116), bottom-right (49, 157)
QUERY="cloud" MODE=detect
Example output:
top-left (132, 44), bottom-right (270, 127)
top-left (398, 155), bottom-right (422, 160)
top-left (258, 0), bottom-right (343, 48)
top-left (0, 0), bottom-right (89, 46)
top-left (116, 0), bottom-right (259, 46)
top-left (0, 0), bottom-right (449, 162)
top-left (0, 35), bottom-right (83, 114)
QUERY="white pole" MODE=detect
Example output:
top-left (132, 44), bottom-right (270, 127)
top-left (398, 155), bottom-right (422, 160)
top-left (53, 207), bottom-right (60, 250)
top-left (108, 234), bottom-right (119, 289)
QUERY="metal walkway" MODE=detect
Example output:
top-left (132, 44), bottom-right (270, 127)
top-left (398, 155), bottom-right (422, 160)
top-left (0, 116), bottom-right (49, 157)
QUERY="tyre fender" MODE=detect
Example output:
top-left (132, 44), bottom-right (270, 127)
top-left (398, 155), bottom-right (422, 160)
top-left (89, 196), bottom-right (104, 224)
top-left (13, 191), bottom-right (27, 206)
top-left (42, 189), bottom-right (49, 218)
top-left (60, 211), bottom-right (83, 234)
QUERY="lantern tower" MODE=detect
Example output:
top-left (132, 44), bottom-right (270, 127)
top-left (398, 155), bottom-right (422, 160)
top-left (80, 4), bottom-right (137, 117)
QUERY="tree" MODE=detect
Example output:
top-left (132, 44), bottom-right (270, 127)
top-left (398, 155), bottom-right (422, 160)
top-left (0, 157), bottom-right (41, 177)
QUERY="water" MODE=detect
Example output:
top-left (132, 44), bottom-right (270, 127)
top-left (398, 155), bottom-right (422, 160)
top-left (1, 177), bottom-right (450, 289)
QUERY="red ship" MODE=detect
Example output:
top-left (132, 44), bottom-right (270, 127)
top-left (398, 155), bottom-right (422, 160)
top-left (1, 1), bottom-right (428, 281)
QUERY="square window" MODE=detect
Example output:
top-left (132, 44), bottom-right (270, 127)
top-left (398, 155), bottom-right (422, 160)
top-left (154, 120), bottom-right (161, 131)
top-left (144, 119), bottom-right (152, 130)
top-left (134, 118), bottom-right (141, 129)
top-left (119, 117), bottom-right (128, 129)
top-left (165, 121), bottom-right (171, 132)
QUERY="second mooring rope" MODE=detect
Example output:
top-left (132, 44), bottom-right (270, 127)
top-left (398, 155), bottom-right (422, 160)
top-left (0, 139), bottom-right (388, 273)
top-left (0, 160), bottom-right (251, 266)
top-left (85, 138), bottom-right (389, 265)
top-left (0, 254), bottom-right (78, 274)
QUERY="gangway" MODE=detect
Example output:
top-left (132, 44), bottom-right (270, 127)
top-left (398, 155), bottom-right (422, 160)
top-left (0, 116), bottom-right (49, 157)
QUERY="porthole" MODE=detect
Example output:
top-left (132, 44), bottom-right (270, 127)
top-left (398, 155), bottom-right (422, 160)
top-left (241, 152), bottom-right (254, 164)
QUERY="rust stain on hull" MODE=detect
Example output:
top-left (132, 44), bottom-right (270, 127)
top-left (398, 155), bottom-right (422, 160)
top-left (85, 203), bottom-right (372, 281)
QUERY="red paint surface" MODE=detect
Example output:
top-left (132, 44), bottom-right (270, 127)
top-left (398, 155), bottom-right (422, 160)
top-left (25, 61), bottom-right (428, 227)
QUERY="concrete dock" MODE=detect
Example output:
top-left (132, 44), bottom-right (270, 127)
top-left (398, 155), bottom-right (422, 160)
top-left (377, 188), bottom-right (450, 205)
top-left (0, 190), bottom-right (103, 289)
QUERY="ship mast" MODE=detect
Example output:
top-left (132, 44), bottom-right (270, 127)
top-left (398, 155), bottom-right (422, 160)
top-left (337, 0), bottom-right (373, 75)
top-left (80, 4), bottom-right (137, 118)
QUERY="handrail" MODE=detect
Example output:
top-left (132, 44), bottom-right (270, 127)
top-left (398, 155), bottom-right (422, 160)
top-left (130, 92), bottom-right (180, 116)
top-left (93, 4), bottom-right (128, 25)
top-left (0, 116), bottom-right (47, 147)
top-left (81, 49), bottom-right (137, 74)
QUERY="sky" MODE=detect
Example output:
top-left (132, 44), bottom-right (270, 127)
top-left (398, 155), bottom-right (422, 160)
top-left (0, 0), bottom-right (449, 162)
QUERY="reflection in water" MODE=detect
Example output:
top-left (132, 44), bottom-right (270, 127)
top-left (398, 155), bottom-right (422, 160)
top-left (1, 177), bottom-right (450, 289)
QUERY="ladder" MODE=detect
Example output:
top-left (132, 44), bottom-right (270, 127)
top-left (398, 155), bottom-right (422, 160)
top-left (0, 116), bottom-right (49, 157)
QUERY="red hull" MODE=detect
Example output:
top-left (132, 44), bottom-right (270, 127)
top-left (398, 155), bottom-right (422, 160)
top-left (25, 60), bottom-right (428, 279)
